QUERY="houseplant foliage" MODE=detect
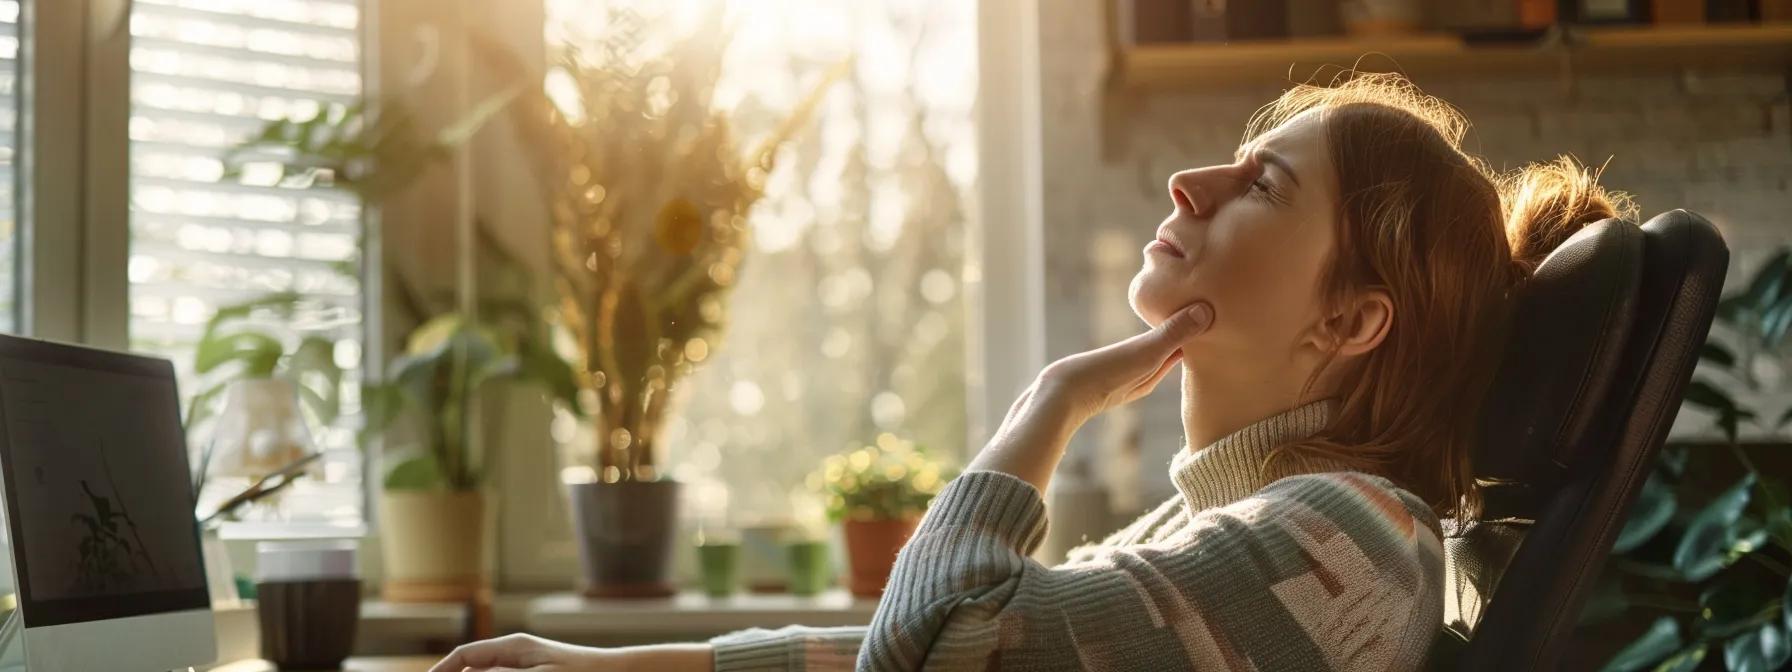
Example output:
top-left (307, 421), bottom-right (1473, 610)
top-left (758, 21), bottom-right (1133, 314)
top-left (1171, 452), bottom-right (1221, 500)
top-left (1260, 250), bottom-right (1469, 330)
top-left (363, 227), bottom-right (583, 492)
top-left (189, 291), bottom-right (344, 524)
top-left (222, 90), bottom-right (558, 601)
top-left (482, 7), bottom-right (840, 596)
top-left (810, 434), bottom-right (953, 597)
top-left (498, 11), bottom-right (842, 483)
top-left (1587, 248), bottom-right (1792, 672)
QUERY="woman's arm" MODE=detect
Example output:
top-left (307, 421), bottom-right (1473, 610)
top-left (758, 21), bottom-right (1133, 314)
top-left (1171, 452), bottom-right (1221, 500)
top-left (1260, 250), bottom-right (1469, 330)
top-left (710, 625), bottom-right (868, 671)
top-left (968, 302), bottom-right (1215, 492)
top-left (857, 471), bottom-right (1444, 671)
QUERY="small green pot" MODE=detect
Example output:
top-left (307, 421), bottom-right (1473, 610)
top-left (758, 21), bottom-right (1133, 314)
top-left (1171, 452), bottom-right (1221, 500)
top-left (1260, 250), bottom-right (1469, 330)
top-left (786, 540), bottom-right (832, 596)
top-left (697, 542), bottom-right (741, 598)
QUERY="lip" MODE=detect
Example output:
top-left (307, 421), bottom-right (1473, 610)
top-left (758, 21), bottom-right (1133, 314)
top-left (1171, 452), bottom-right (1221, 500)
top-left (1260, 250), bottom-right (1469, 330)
top-left (1149, 228), bottom-right (1187, 259)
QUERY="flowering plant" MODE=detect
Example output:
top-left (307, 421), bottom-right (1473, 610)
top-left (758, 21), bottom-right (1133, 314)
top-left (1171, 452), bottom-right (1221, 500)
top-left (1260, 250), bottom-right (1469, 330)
top-left (810, 434), bottom-right (954, 523)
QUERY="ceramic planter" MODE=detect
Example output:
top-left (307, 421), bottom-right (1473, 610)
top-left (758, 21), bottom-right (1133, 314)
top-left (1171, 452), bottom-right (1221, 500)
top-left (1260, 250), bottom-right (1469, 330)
top-left (377, 489), bottom-right (489, 602)
top-left (843, 517), bottom-right (919, 598)
top-left (568, 479), bottom-right (682, 598)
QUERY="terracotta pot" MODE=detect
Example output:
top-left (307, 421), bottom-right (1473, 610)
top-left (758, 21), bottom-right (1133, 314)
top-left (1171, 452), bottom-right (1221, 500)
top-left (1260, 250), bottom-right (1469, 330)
top-left (378, 489), bottom-right (490, 602)
top-left (843, 517), bottom-right (920, 598)
top-left (568, 480), bottom-right (681, 598)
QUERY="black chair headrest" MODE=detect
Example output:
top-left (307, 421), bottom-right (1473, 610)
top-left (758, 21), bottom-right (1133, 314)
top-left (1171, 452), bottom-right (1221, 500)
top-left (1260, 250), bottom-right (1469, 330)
top-left (1477, 218), bottom-right (1644, 508)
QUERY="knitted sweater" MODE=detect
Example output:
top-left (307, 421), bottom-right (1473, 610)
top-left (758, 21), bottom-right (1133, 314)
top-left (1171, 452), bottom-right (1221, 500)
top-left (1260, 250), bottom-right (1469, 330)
top-left (711, 400), bottom-right (1445, 671)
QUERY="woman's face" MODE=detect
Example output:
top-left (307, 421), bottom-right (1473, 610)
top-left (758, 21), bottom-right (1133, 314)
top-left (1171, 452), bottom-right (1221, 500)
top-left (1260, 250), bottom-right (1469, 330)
top-left (1128, 110), bottom-right (1342, 371)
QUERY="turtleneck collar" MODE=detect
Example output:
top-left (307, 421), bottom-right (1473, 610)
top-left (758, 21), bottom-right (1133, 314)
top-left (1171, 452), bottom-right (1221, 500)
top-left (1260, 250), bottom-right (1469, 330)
top-left (1169, 398), bottom-right (1351, 513)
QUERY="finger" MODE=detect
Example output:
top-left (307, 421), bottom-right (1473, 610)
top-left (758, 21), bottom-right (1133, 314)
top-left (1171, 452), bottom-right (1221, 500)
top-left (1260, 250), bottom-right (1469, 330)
top-left (1118, 302), bottom-right (1213, 363)
top-left (1157, 302), bottom-right (1214, 345)
top-left (430, 637), bottom-right (523, 672)
top-left (1137, 349), bottom-right (1182, 391)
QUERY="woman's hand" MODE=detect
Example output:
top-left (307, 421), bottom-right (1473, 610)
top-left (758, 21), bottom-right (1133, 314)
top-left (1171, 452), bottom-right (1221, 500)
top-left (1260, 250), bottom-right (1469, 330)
top-left (970, 301), bottom-right (1214, 490)
top-left (427, 634), bottom-right (712, 672)
top-left (1032, 301), bottom-right (1215, 426)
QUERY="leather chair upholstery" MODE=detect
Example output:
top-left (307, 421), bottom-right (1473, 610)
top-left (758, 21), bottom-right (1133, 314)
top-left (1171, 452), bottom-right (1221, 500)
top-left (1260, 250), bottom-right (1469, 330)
top-left (1443, 210), bottom-right (1729, 670)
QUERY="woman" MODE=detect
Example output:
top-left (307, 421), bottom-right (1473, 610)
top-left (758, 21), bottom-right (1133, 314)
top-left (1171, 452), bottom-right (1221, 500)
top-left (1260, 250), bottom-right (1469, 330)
top-left (429, 73), bottom-right (1629, 671)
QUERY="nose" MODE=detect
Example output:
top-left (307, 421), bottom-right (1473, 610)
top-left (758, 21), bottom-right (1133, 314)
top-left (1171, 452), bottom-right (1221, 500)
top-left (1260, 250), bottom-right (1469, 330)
top-left (1167, 161), bottom-right (1252, 217)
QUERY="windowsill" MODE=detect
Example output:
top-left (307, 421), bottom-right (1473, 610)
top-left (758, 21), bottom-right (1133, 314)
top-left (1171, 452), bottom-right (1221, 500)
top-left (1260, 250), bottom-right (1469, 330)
top-left (213, 598), bottom-right (467, 661)
top-left (525, 589), bottom-right (879, 639)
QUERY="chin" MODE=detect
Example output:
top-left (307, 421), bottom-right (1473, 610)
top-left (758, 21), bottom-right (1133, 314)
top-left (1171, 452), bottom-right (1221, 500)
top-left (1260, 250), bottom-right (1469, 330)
top-left (1128, 267), bottom-right (1181, 327)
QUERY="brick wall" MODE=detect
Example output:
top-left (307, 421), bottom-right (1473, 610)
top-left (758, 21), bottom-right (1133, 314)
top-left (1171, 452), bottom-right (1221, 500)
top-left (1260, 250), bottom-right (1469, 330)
top-left (1035, 2), bottom-right (1792, 511)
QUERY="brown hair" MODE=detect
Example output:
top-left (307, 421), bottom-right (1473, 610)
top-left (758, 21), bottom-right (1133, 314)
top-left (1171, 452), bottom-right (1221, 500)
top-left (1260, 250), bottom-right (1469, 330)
top-left (1245, 73), bottom-right (1635, 521)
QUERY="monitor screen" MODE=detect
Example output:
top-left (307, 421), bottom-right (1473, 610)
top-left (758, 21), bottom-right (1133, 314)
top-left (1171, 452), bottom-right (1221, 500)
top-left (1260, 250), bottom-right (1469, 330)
top-left (0, 337), bottom-right (209, 627)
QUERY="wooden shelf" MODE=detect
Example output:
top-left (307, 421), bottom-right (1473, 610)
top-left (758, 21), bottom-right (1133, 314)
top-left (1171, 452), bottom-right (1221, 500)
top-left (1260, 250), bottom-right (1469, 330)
top-left (1113, 24), bottom-right (1792, 90)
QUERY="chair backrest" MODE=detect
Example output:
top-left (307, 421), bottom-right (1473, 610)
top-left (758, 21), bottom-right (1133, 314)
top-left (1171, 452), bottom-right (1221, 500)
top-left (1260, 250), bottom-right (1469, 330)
top-left (1451, 210), bottom-right (1729, 670)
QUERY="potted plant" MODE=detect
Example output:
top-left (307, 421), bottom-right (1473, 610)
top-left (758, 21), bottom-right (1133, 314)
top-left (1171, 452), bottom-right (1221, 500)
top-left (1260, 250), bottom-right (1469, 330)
top-left (1577, 248), bottom-right (1792, 672)
top-left (189, 292), bottom-right (345, 524)
top-left (490, 12), bottom-right (841, 597)
top-left (811, 434), bottom-right (953, 597)
top-left (223, 93), bottom-right (540, 601)
top-left (363, 293), bottom-right (579, 601)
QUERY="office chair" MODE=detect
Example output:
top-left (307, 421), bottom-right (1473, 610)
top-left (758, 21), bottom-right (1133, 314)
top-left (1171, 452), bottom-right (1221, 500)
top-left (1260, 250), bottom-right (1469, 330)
top-left (1440, 210), bottom-right (1730, 670)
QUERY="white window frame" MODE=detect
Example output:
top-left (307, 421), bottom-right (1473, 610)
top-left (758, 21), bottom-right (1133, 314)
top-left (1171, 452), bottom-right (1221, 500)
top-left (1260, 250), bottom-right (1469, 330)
top-left (19, 0), bottom-right (131, 347)
top-left (23, 0), bottom-right (385, 538)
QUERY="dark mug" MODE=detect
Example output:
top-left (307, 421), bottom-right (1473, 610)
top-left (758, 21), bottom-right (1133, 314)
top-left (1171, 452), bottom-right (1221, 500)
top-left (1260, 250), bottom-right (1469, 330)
top-left (255, 541), bottom-right (361, 670)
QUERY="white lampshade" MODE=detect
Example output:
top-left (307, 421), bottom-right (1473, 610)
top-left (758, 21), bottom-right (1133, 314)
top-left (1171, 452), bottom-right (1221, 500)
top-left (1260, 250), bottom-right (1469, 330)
top-left (207, 378), bottom-right (316, 478)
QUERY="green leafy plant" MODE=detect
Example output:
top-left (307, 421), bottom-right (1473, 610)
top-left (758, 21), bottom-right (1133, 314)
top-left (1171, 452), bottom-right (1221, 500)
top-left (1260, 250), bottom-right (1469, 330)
top-left (1587, 248), bottom-right (1792, 672)
top-left (223, 91), bottom-right (574, 493)
top-left (808, 434), bottom-right (954, 523)
top-left (222, 92), bottom-right (516, 203)
top-left (362, 227), bottom-right (582, 491)
top-left (188, 292), bottom-right (344, 494)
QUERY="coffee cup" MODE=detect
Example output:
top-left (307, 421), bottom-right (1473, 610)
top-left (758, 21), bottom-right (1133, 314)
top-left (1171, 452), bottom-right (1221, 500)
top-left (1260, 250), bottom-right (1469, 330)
top-left (255, 540), bottom-right (361, 670)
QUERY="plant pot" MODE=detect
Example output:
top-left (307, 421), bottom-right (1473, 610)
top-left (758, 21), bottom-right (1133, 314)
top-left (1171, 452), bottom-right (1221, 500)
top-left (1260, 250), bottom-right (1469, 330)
top-left (568, 479), bottom-right (682, 598)
top-left (843, 517), bottom-right (919, 598)
top-left (378, 489), bottom-right (490, 602)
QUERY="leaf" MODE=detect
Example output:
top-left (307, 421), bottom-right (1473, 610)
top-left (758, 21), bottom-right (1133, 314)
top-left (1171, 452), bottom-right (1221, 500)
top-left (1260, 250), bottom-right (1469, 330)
top-left (1701, 576), bottom-right (1770, 638)
top-left (1683, 379), bottom-right (1740, 415)
top-left (194, 332), bottom-right (283, 376)
top-left (1783, 575), bottom-right (1791, 630)
top-left (383, 455), bottom-right (445, 490)
top-left (288, 336), bottom-right (342, 424)
top-left (1755, 477), bottom-right (1792, 552)
top-left (357, 382), bottom-right (407, 447)
top-left (1659, 445), bottom-right (1691, 479)
top-left (1649, 644), bottom-right (1706, 672)
top-left (405, 313), bottom-right (469, 356)
top-left (1616, 472), bottom-right (1679, 553)
top-left (1723, 622), bottom-right (1792, 672)
top-left (1580, 572), bottom-right (1632, 626)
top-left (1600, 616), bottom-right (1683, 672)
top-left (1764, 298), bottom-right (1792, 347)
top-left (516, 334), bottom-right (583, 415)
top-left (1674, 473), bottom-right (1757, 582)
top-left (1700, 342), bottom-right (1739, 369)
top-left (1741, 249), bottom-right (1790, 313)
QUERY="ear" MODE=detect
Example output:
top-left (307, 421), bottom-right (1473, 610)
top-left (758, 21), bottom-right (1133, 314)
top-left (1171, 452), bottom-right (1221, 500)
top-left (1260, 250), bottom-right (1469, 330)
top-left (1312, 288), bottom-right (1394, 358)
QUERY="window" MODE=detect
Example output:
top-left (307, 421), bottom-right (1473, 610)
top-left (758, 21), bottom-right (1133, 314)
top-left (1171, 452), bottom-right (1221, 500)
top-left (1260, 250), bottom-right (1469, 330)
top-left (127, 0), bottom-right (366, 530)
top-left (543, 1), bottom-right (978, 527)
top-left (0, 0), bottom-right (18, 332)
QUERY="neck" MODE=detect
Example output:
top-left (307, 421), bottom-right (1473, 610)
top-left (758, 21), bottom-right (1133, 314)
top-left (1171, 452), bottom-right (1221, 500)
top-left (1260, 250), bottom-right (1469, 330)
top-left (1180, 365), bottom-right (1315, 453)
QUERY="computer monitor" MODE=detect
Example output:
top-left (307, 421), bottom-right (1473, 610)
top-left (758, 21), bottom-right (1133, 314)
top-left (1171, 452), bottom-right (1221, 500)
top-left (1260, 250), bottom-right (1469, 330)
top-left (0, 334), bottom-right (215, 671)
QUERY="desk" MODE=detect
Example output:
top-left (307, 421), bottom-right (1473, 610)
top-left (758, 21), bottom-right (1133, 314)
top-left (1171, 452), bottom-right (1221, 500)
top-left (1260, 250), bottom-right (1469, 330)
top-left (209, 656), bottom-right (439, 672)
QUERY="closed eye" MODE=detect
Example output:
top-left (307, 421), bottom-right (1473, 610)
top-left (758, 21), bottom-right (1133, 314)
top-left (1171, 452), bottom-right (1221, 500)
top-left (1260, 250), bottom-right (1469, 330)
top-left (1249, 178), bottom-right (1282, 203)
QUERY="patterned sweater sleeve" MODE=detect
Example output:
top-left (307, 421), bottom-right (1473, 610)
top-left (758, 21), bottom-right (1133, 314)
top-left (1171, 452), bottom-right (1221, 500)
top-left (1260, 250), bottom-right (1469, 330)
top-left (711, 625), bottom-right (868, 671)
top-left (856, 470), bottom-right (1445, 671)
